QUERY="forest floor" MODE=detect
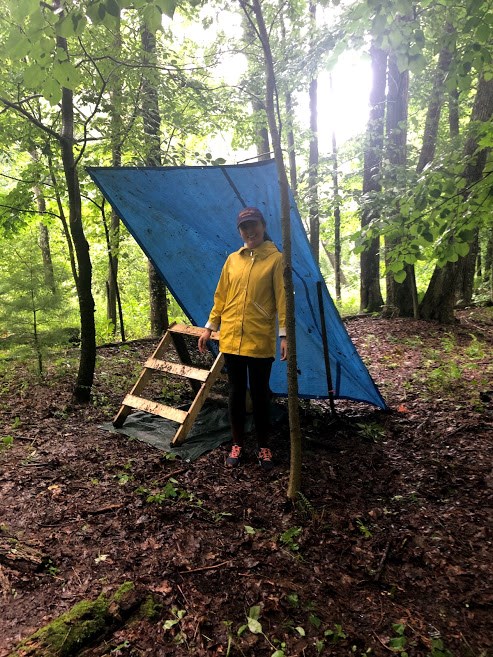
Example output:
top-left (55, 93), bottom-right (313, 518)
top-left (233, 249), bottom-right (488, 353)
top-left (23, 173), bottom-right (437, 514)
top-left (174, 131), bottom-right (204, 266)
top-left (0, 308), bottom-right (492, 657)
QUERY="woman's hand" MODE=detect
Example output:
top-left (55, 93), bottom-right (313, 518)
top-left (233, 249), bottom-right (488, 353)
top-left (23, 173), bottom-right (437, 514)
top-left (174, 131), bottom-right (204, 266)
top-left (280, 337), bottom-right (288, 361)
top-left (198, 328), bottom-right (212, 353)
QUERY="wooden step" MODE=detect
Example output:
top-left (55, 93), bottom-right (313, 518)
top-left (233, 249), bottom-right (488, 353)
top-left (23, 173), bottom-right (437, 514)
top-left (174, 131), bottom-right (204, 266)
top-left (122, 394), bottom-right (188, 424)
top-left (145, 358), bottom-right (209, 381)
top-left (169, 324), bottom-right (219, 340)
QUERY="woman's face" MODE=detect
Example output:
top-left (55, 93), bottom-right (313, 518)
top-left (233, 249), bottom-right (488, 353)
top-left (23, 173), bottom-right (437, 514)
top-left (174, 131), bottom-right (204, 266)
top-left (239, 219), bottom-right (265, 250)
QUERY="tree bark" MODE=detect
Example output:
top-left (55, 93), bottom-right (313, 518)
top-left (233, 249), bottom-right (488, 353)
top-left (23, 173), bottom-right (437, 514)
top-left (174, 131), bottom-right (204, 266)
top-left (331, 120), bottom-right (342, 300)
top-left (140, 24), bottom-right (169, 336)
top-left (385, 54), bottom-right (416, 317)
top-left (360, 45), bottom-right (386, 313)
top-left (54, 15), bottom-right (96, 401)
top-left (417, 25), bottom-right (454, 173)
top-left (31, 152), bottom-right (56, 294)
top-left (59, 84), bottom-right (96, 401)
top-left (107, 11), bottom-right (123, 335)
top-left (285, 91), bottom-right (298, 194)
top-left (420, 75), bottom-right (493, 321)
top-left (243, 0), bottom-right (302, 500)
top-left (307, 0), bottom-right (319, 263)
top-left (252, 96), bottom-right (271, 160)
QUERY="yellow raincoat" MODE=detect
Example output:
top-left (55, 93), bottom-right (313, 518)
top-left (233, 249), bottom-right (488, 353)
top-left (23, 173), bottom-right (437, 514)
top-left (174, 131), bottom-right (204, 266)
top-left (205, 240), bottom-right (286, 358)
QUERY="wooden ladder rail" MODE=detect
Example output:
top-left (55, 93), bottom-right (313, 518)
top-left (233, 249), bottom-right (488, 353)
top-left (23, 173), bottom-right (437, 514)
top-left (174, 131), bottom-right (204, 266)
top-left (112, 324), bottom-right (223, 446)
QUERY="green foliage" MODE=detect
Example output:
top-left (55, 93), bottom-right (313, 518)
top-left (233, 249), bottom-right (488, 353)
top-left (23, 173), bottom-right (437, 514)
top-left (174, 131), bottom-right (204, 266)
top-left (0, 435), bottom-right (14, 451)
top-left (389, 623), bottom-right (408, 656)
top-left (0, 230), bottom-right (73, 372)
top-left (279, 526), bottom-right (302, 552)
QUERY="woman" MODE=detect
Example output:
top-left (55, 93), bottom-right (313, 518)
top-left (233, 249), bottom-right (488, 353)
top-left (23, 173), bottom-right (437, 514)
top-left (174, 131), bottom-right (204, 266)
top-left (198, 206), bottom-right (287, 470)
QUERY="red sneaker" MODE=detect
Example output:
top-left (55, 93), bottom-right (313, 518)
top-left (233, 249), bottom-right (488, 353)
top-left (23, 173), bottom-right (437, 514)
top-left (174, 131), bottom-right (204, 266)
top-left (226, 444), bottom-right (242, 467)
top-left (257, 447), bottom-right (274, 471)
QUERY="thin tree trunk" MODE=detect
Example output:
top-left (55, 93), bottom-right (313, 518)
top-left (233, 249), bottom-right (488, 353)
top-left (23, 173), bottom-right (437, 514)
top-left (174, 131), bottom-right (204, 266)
top-left (51, 5), bottom-right (96, 401)
top-left (449, 87), bottom-right (460, 137)
top-left (360, 45), bottom-right (386, 313)
top-left (37, 222), bottom-right (56, 294)
top-left (47, 153), bottom-right (78, 286)
top-left (417, 24), bottom-right (455, 173)
top-left (31, 152), bottom-right (56, 294)
top-left (280, 15), bottom-right (297, 193)
top-left (307, 0), bottom-right (319, 263)
top-left (331, 124), bottom-right (342, 300)
top-left (252, 96), bottom-right (271, 160)
top-left (59, 85), bottom-right (96, 400)
top-left (322, 242), bottom-right (347, 286)
top-left (285, 91), bottom-right (298, 194)
top-left (141, 24), bottom-right (168, 336)
top-left (457, 229), bottom-right (479, 303)
top-left (243, 0), bottom-right (302, 500)
top-left (107, 12), bottom-right (123, 335)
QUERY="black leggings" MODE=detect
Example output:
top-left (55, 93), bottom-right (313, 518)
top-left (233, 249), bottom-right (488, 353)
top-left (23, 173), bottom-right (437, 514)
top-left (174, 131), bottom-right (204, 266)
top-left (223, 354), bottom-right (273, 448)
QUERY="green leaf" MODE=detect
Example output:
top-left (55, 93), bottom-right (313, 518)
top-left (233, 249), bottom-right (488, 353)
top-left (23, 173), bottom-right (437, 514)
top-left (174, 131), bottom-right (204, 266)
top-left (72, 13), bottom-right (88, 36)
top-left (295, 626), bottom-right (306, 636)
top-left (86, 1), bottom-right (103, 23)
top-left (104, 0), bottom-right (121, 17)
top-left (247, 618), bottom-right (262, 634)
top-left (42, 77), bottom-right (62, 105)
top-left (5, 31), bottom-right (31, 60)
top-left (476, 23), bottom-right (491, 43)
top-left (56, 15), bottom-right (76, 38)
top-left (143, 4), bottom-right (163, 32)
top-left (23, 64), bottom-right (45, 88)
top-left (393, 270), bottom-right (407, 283)
top-left (27, 7), bottom-right (47, 34)
top-left (248, 605), bottom-right (261, 620)
top-left (10, 0), bottom-right (39, 21)
top-left (155, 0), bottom-right (176, 18)
top-left (271, 651), bottom-right (286, 657)
top-left (52, 60), bottom-right (83, 90)
top-left (455, 242), bottom-right (470, 257)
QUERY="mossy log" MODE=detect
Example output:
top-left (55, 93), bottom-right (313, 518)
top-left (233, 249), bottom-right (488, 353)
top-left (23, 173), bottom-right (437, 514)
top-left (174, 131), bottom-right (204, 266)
top-left (8, 582), bottom-right (153, 657)
top-left (0, 531), bottom-right (49, 573)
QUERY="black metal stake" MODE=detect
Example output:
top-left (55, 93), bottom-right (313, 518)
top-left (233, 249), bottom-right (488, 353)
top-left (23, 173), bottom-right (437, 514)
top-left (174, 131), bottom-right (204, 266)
top-left (317, 281), bottom-right (337, 417)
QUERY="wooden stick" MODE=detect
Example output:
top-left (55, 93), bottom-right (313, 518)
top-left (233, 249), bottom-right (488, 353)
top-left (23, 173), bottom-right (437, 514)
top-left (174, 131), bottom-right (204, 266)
top-left (178, 560), bottom-right (231, 574)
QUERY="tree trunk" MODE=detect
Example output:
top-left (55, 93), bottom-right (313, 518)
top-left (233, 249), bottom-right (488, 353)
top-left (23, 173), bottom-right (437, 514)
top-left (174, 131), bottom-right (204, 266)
top-left (307, 0), bottom-right (319, 263)
top-left (31, 152), bottom-right (56, 294)
top-left (59, 84), bottom-right (96, 401)
top-left (37, 222), bottom-right (55, 294)
top-left (141, 24), bottom-right (169, 336)
top-left (331, 125), bottom-right (342, 301)
top-left (107, 12), bottom-right (123, 335)
top-left (243, 0), bottom-right (302, 500)
top-left (360, 45), bottom-right (386, 313)
top-left (54, 16), bottom-right (96, 401)
top-left (252, 96), bottom-right (271, 160)
top-left (322, 242), bottom-right (347, 286)
top-left (420, 75), bottom-right (493, 321)
top-left (449, 87), bottom-right (460, 137)
top-left (485, 229), bottom-right (493, 283)
top-left (385, 54), bottom-right (416, 317)
top-left (457, 229), bottom-right (479, 304)
top-left (285, 91), bottom-right (298, 194)
top-left (416, 25), bottom-right (454, 173)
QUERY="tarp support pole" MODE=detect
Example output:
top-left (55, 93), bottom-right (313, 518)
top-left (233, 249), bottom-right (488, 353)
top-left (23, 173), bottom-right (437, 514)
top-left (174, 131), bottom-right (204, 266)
top-left (317, 281), bottom-right (337, 417)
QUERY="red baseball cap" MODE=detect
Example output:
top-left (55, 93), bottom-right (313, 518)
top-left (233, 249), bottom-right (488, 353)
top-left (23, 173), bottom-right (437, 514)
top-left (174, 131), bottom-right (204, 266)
top-left (237, 206), bottom-right (265, 227)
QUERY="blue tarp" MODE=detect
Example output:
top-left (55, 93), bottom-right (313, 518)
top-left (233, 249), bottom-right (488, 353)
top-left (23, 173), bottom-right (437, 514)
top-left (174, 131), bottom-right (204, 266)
top-left (87, 160), bottom-right (387, 409)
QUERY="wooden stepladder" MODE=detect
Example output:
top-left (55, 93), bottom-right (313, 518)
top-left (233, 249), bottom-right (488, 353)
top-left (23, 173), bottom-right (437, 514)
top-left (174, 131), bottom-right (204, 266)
top-left (113, 324), bottom-right (223, 445)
